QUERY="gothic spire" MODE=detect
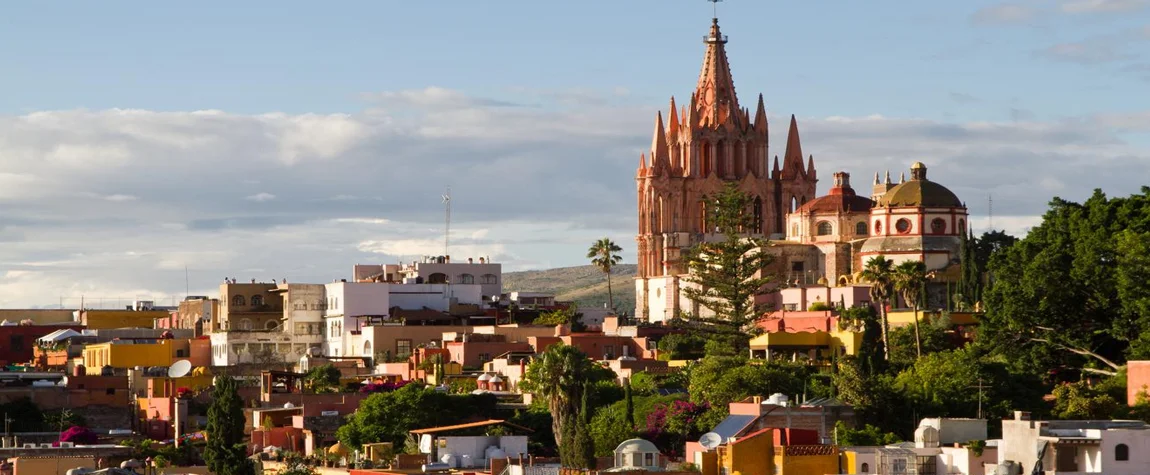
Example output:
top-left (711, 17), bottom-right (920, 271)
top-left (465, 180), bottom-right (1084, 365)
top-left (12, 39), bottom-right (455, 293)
top-left (667, 97), bottom-right (679, 139)
top-left (781, 115), bottom-right (806, 180)
top-left (694, 18), bottom-right (741, 129)
top-left (651, 111), bottom-right (669, 172)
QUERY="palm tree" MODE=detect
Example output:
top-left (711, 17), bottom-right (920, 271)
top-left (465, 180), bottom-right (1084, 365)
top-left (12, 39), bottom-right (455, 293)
top-left (860, 256), bottom-right (895, 361)
top-left (587, 238), bottom-right (623, 312)
top-left (519, 344), bottom-right (604, 447)
top-left (894, 260), bottom-right (928, 359)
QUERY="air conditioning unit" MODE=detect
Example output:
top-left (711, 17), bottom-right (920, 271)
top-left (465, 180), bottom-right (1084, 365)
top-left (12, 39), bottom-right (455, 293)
top-left (59, 442), bottom-right (74, 448)
top-left (40, 443), bottom-right (52, 448)
top-left (23, 443), bottom-right (36, 448)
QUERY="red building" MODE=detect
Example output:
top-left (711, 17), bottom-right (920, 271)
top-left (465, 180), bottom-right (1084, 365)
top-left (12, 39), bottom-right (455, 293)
top-left (0, 324), bottom-right (84, 366)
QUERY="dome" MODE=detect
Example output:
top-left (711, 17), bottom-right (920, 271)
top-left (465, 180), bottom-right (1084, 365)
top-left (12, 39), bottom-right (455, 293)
top-left (879, 163), bottom-right (962, 208)
top-left (794, 171), bottom-right (873, 214)
top-left (328, 442), bottom-right (349, 455)
top-left (615, 438), bottom-right (660, 454)
top-left (490, 375), bottom-right (503, 383)
top-left (477, 373), bottom-right (492, 382)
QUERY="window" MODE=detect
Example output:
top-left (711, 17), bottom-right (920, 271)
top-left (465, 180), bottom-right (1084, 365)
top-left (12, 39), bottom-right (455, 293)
top-left (10, 335), bottom-right (24, 352)
top-left (251, 295), bottom-right (263, 307)
top-left (860, 463), bottom-right (869, 473)
top-left (106, 388), bottom-right (115, 395)
top-left (334, 297), bottom-right (338, 309)
top-left (931, 218), bottom-right (946, 234)
top-left (699, 200), bottom-right (709, 232)
top-left (895, 218), bottom-right (912, 234)
top-left (644, 453), bottom-right (654, 467)
top-left (296, 323), bottom-right (307, 335)
top-left (1116, 443), bottom-right (1130, 461)
top-left (176, 349), bottom-right (187, 357)
top-left (479, 353), bottom-right (490, 362)
top-left (816, 221), bottom-right (833, 236)
top-left (460, 274), bottom-right (475, 284)
top-left (892, 458), bottom-right (907, 474)
top-left (427, 273), bottom-right (448, 284)
top-left (604, 345), bottom-right (616, 359)
top-left (232, 295), bottom-right (245, 306)
top-left (874, 220), bottom-right (883, 234)
top-left (396, 339), bottom-right (412, 358)
top-left (363, 340), bottom-right (372, 357)
top-left (239, 319), bottom-right (252, 331)
top-left (856, 221), bottom-right (868, 236)
top-left (791, 223), bottom-right (799, 236)
top-left (265, 320), bottom-right (278, 331)
top-left (481, 274), bottom-right (498, 284)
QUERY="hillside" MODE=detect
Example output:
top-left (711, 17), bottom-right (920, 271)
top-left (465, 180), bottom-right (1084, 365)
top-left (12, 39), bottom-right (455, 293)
top-left (503, 264), bottom-right (637, 313)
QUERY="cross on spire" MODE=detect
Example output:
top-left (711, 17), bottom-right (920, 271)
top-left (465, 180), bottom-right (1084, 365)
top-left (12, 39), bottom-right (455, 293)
top-left (707, 0), bottom-right (723, 19)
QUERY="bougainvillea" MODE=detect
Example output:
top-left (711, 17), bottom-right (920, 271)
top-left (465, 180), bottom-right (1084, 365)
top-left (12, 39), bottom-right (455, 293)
top-left (641, 400), bottom-right (710, 457)
top-left (359, 380), bottom-right (411, 394)
top-left (58, 425), bottom-right (99, 445)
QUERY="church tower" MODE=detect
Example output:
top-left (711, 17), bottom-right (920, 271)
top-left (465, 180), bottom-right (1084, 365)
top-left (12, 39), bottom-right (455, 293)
top-left (635, 17), bottom-right (818, 322)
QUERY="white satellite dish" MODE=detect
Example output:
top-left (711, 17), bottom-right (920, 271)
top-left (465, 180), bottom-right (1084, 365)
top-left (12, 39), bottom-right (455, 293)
top-left (699, 432), bottom-right (722, 450)
top-left (419, 434), bottom-right (433, 454)
top-left (168, 359), bottom-right (193, 378)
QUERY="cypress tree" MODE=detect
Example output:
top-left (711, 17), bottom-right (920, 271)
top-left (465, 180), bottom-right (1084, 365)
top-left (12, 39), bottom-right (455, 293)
top-left (624, 378), bottom-right (635, 428)
top-left (958, 227), bottom-right (981, 310)
top-left (204, 376), bottom-right (255, 475)
top-left (573, 383), bottom-right (596, 469)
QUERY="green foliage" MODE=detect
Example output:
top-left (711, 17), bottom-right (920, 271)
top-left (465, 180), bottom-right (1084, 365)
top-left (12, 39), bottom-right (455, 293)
top-left (688, 356), bottom-right (808, 409)
top-left (967, 439), bottom-right (986, 457)
top-left (888, 313), bottom-right (955, 369)
top-left (337, 383), bottom-right (498, 450)
top-left (808, 301), bottom-right (832, 311)
top-left (1051, 381), bottom-right (1121, 420)
top-left (0, 398), bottom-right (44, 432)
top-left (982, 189), bottom-right (1150, 376)
top-left (448, 377), bottom-right (478, 394)
top-left (624, 378), bottom-right (635, 428)
top-left (205, 376), bottom-right (256, 475)
top-left (589, 402), bottom-right (635, 457)
top-left (519, 344), bottom-right (614, 448)
top-left (893, 260), bottom-right (928, 359)
top-left (860, 256), bottom-right (896, 361)
top-left (681, 183), bottom-right (775, 329)
top-left (588, 238), bottom-right (624, 312)
top-left (569, 384), bottom-right (596, 469)
top-left (834, 421), bottom-right (901, 446)
top-left (304, 364), bottom-right (342, 393)
top-left (658, 333), bottom-right (707, 360)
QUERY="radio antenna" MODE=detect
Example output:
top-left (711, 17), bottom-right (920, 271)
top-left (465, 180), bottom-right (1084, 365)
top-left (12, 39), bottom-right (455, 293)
top-left (442, 187), bottom-right (452, 258)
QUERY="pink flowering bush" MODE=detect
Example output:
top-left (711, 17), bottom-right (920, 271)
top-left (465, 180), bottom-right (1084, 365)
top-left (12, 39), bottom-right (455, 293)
top-left (359, 380), bottom-right (412, 394)
top-left (641, 399), bottom-right (711, 457)
top-left (58, 426), bottom-right (99, 445)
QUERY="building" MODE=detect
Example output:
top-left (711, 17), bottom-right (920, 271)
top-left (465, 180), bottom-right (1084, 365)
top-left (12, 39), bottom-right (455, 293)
top-left (610, 439), bottom-right (664, 472)
top-left (686, 394), bottom-right (854, 466)
top-left (170, 296), bottom-right (219, 336)
top-left (0, 324), bottom-right (83, 366)
top-left (354, 255), bottom-right (502, 302)
top-left (634, 17), bottom-right (818, 323)
top-left (81, 336), bottom-right (209, 375)
top-left (698, 427), bottom-right (839, 475)
top-left (994, 411), bottom-right (1150, 475)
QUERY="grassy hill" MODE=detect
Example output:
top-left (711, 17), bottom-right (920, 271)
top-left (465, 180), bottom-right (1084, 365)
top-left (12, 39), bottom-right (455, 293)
top-left (503, 264), bottom-right (637, 313)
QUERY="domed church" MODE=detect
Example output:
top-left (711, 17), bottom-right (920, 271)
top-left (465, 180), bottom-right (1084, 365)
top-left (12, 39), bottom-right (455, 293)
top-left (777, 162), bottom-right (968, 288)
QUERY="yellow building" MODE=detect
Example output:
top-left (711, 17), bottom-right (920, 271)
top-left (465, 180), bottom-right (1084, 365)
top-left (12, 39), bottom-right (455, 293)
top-left (749, 328), bottom-right (863, 361)
top-left (82, 339), bottom-right (193, 374)
top-left (704, 428), bottom-right (841, 475)
top-left (82, 309), bottom-right (169, 330)
top-left (775, 444), bottom-right (840, 475)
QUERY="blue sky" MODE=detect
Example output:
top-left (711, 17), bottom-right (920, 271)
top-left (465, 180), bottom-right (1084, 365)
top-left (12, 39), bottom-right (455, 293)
top-left (0, 0), bottom-right (1148, 306)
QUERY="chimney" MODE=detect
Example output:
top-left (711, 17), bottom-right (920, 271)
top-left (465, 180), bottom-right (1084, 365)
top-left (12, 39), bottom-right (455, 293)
top-left (1014, 411), bottom-right (1030, 421)
top-left (468, 258), bottom-right (473, 264)
top-left (753, 396), bottom-right (762, 405)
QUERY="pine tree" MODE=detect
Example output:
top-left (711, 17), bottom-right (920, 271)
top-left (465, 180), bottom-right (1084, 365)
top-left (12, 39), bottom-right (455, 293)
top-left (204, 376), bottom-right (256, 475)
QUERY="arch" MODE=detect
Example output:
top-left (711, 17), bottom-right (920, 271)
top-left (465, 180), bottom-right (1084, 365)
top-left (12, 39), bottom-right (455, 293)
top-left (856, 221), bottom-right (868, 236)
top-left (715, 139), bottom-right (726, 177)
top-left (1116, 443), bottom-right (1129, 461)
top-left (701, 141), bottom-right (712, 176)
top-left (895, 218), bottom-right (912, 234)
top-left (265, 320), bottom-right (278, 331)
top-left (752, 197), bottom-right (763, 233)
top-left (860, 462), bottom-right (869, 473)
top-left (790, 196), bottom-right (798, 213)
top-left (459, 274), bottom-right (475, 284)
top-left (838, 275), bottom-right (851, 286)
top-left (251, 295), bottom-right (263, 307)
top-left (931, 217), bottom-right (947, 235)
top-left (427, 273), bottom-right (448, 284)
top-left (364, 340), bottom-right (373, 358)
top-left (816, 221), bottom-right (833, 236)
top-left (699, 200), bottom-right (709, 233)
top-left (239, 319), bottom-right (252, 331)
top-left (232, 295), bottom-right (245, 307)
top-left (480, 274), bottom-right (498, 284)
top-left (655, 196), bottom-right (663, 234)
top-left (791, 223), bottom-right (799, 237)
top-left (874, 220), bottom-right (883, 235)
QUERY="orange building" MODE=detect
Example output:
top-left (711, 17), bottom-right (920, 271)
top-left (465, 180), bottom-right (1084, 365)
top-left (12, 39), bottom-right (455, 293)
top-left (635, 17), bottom-right (818, 322)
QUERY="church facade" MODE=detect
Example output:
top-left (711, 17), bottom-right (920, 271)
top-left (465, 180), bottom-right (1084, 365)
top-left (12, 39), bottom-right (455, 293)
top-left (634, 18), bottom-right (817, 322)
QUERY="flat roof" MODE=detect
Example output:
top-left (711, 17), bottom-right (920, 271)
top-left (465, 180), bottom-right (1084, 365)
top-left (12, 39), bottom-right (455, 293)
top-left (409, 419), bottom-right (532, 435)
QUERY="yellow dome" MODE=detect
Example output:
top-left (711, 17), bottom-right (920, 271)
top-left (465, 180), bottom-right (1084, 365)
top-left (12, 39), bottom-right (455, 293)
top-left (911, 161), bottom-right (926, 169)
top-left (328, 442), bottom-right (349, 455)
top-left (879, 163), bottom-right (962, 208)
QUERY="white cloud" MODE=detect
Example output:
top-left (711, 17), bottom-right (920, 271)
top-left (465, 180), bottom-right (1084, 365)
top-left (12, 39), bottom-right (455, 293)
top-left (971, 3), bottom-right (1038, 24)
top-left (0, 87), bottom-right (1146, 306)
top-left (1060, 0), bottom-right (1150, 13)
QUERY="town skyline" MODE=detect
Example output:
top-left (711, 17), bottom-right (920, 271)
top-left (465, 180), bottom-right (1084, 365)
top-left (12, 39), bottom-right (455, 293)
top-left (2, 1), bottom-right (1149, 306)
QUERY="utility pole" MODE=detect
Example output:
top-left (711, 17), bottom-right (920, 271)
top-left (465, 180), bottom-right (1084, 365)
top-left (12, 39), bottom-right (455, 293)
top-left (970, 377), bottom-right (989, 419)
top-left (442, 187), bottom-right (451, 258)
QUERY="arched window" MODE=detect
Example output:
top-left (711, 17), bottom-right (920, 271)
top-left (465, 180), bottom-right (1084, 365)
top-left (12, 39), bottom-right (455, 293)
top-left (699, 200), bottom-right (709, 233)
top-left (251, 295), bottom-right (263, 307)
top-left (364, 340), bottom-right (373, 358)
top-left (816, 221), bottom-right (833, 236)
top-left (460, 274), bottom-right (475, 284)
top-left (1116, 443), bottom-right (1129, 461)
top-left (856, 221), bottom-right (868, 236)
top-left (481, 274), bottom-right (498, 284)
top-left (790, 196), bottom-right (798, 213)
top-left (931, 218), bottom-right (947, 234)
top-left (895, 218), bottom-right (912, 234)
top-left (427, 273), bottom-right (448, 284)
top-left (265, 320), bottom-right (277, 331)
top-left (791, 223), bottom-right (799, 237)
top-left (239, 319), bottom-right (252, 331)
top-left (232, 295), bottom-right (245, 307)
top-left (752, 197), bottom-right (763, 233)
top-left (861, 462), bottom-right (870, 473)
top-left (701, 141), bottom-right (712, 176)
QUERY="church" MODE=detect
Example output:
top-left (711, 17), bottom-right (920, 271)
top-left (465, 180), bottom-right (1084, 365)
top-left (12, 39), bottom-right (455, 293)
top-left (634, 17), bottom-right (968, 322)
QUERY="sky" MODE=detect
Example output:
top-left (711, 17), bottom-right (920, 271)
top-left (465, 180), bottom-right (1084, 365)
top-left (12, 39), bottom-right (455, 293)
top-left (0, 0), bottom-right (1148, 307)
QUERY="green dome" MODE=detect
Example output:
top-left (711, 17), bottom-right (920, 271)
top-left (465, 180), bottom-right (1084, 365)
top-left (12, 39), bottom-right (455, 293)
top-left (879, 163), bottom-right (962, 208)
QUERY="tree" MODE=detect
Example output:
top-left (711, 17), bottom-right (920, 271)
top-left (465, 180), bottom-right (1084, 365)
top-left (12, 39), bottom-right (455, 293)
top-left (833, 421), bottom-right (901, 446)
top-left (588, 238), bottom-right (624, 312)
top-left (860, 256), bottom-right (896, 361)
top-left (304, 364), bottom-right (342, 393)
top-left (956, 228), bottom-right (980, 311)
top-left (893, 260), bottom-right (928, 359)
top-left (681, 183), bottom-right (774, 329)
top-left (204, 376), bottom-right (256, 475)
top-left (338, 383), bottom-right (498, 450)
top-left (520, 344), bottom-right (613, 447)
top-left (624, 378), bottom-right (635, 428)
top-left (570, 383), bottom-right (597, 469)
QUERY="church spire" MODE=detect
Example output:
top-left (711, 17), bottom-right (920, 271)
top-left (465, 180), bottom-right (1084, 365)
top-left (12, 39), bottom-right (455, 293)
top-left (694, 18), bottom-right (741, 129)
top-left (651, 111), bottom-right (670, 173)
top-left (667, 97), bottom-right (679, 139)
top-left (781, 115), bottom-right (806, 180)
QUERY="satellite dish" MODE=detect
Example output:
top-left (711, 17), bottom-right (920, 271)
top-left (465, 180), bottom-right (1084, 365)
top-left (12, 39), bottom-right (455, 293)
top-left (699, 432), bottom-right (722, 450)
top-left (419, 434), bottom-right (433, 454)
top-left (168, 360), bottom-right (193, 378)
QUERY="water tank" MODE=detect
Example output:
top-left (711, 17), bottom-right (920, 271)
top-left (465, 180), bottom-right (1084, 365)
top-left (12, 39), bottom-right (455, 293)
top-left (460, 454), bottom-right (473, 468)
top-left (995, 461), bottom-right (1021, 475)
top-left (485, 446), bottom-right (506, 460)
top-left (422, 462), bottom-right (451, 473)
top-left (440, 453), bottom-right (457, 468)
top-left (766, 393), bottom-right (789, 406)
top-left (73, 365), bottom-right (85, 377)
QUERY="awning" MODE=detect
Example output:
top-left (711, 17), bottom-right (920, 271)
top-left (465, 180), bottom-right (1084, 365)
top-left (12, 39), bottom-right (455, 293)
top-left (38, 329), bottom-right (83, 343)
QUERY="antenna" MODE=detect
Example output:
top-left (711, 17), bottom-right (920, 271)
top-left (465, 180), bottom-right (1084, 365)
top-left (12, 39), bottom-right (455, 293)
top-left (969, 377), bottom-right (989, 419)
top-left (442, 187), bottom-right (451, 258)
top-left (988, 194), bottom-right (993, 233)
top-left (185, 265), bottom-right (190, 300)
top-left (707, 0), bottom-right (723, 18)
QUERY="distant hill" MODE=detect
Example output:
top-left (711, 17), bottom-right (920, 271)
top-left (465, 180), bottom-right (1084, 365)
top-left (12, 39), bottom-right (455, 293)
top-left (503, 264), bottom-right (637, 314)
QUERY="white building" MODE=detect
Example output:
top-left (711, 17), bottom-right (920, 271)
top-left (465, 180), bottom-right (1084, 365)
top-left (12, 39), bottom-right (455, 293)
top-left (354, 255), bottom-right (502, 302)
top-left (993, 411), bottom-right (1150, 475)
